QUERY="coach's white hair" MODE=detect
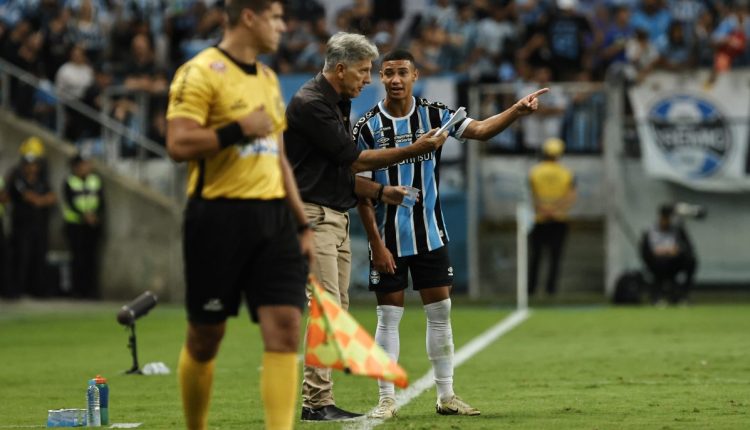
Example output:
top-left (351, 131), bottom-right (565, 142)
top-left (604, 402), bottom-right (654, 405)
top-left (323, 32), bottom-right (379, 72)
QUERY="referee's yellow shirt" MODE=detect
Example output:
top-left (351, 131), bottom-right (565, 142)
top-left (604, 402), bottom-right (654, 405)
top-left (529, 161), bottom-right (574, 222)
top-left (167, 47), bottom-right (286, 200)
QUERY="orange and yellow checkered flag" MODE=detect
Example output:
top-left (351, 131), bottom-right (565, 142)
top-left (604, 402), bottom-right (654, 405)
top-left (304, 276), bottom-right (408, 388)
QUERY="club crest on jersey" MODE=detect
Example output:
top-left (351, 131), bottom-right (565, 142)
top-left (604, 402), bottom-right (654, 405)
top-left (210, 61), bottom-right (227, 73)
top-left (370, 270), bottom-right (381, 285)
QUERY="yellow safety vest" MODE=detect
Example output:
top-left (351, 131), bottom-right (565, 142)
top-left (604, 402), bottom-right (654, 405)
top-left (63, 174), bottom-right (102, 224)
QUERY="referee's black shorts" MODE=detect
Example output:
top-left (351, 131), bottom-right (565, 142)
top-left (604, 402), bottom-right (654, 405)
top-left (183, 198), bottom-right (307, 324)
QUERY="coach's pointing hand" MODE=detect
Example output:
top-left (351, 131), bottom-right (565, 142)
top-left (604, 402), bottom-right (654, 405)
top-left (413, 128), bottom-right (448, 153)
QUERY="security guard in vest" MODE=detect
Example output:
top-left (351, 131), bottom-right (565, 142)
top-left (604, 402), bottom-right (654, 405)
top-left (62, 154), bottom-right (104, 298)
top-left (528, 137), bottom-right (576, 296)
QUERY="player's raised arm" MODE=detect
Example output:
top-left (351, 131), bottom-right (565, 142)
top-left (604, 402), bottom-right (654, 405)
top-left (461, 88), bottom-right (549, 141)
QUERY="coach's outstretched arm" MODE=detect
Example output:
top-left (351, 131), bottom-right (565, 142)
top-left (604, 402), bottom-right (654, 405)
top-left (461, 88), bottom-right (549, 141)
top-left (350, 129), bottom-right (447, 173)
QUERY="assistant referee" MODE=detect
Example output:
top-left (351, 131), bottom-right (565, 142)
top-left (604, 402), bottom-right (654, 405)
top-left (166, 1), bottom-right (311, 429)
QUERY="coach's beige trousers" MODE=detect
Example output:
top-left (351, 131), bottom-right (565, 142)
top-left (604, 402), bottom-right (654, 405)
top-left (301, 203), bottom-right (352, 409)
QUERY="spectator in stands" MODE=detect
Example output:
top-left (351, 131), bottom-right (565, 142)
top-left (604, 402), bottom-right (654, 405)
top-left (277, 16), bottom-right (315, 73)
top-left (409, 19), bottom-right (450, 76)
top-left (711, 1), bottom-right (750, 73)
top-left (561, 69), bottom-right (604, 152)
top-left (67, 0), bottom-right (106, 64)
top-left (640, 204), bottom-right (697, 305)
top-left (623, 27), bottom-right (660, 83)
top-left (62, 154), bottom-right (104, 299)
top-left (656, 21), bottom-right (695, 71)
top-left (77, 66), bottom-right (114, 144)
top-left (528, 137), bottom-right (576, 297)
top-left (294, 32), bottom-right (328, 73)
top-left (348, 0), bottom-right (374, 36)
top-left (56, 44), bottom-right (94, 140)
top-left (694, 9), bottom-right (717, 68)
top-left (631, 0), bottom-right (673, 43)
top-left (474, 1), bottom-right (515, 78)
top-left (122, 34), bottom-right (168, 94)
top-left (527, 0), bottom-right (594, 81)
top-left (0, 18), bottom-right (31, 61)
top-left (600, 6), bottom-right (634, 75)
top-left (41, 8), bottom-right (72, 82)
top-left (421, 0), bottom-right (457, 32)
top-left (6, 137), bottom-right (57, 299)
top-left (9, 30), bottom-right (44, 119)
top-left (445, 1), bottom-right (479, 73)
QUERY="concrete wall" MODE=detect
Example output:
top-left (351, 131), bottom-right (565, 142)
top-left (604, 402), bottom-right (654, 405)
top-left (0, 111), bottom-right (184, 301)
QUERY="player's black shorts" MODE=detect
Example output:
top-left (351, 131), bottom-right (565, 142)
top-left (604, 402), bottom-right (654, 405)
top-left (368, 245), bottom-right (453, 292)
top-left (183, 198), bottom-right (307, 324)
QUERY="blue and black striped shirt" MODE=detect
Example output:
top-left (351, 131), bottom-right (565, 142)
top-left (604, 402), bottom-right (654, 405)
top-left (354, 97), bottom-right (471, 257)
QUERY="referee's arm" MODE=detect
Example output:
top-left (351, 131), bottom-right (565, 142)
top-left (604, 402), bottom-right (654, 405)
top-left (167, 108), bottom-right (273, 162)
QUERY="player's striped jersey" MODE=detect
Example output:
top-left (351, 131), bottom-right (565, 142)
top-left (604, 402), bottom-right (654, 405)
top-left (354, 97), bottom-right (472, 257)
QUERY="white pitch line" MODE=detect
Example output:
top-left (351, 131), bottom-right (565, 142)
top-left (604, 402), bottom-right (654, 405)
top-left (345, 308), bottom-right (531, 430)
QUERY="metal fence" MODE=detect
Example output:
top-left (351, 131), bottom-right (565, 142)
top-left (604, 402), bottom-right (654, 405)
top-left (0, 57), bottom-right (185, 200)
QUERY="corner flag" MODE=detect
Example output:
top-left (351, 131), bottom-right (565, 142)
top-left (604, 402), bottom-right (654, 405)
top-left (304, 276), bottom-right (408, 388)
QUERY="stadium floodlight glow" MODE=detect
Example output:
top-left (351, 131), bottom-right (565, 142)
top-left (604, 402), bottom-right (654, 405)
top-left (116, 291), bottom-right (158, 374)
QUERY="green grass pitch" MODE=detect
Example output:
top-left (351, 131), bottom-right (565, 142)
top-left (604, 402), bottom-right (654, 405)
top-left (0, 301), bottom-right (748, 429)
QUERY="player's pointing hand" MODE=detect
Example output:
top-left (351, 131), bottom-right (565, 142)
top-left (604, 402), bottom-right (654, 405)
top-left (514, 87), bottom-right (550, 116)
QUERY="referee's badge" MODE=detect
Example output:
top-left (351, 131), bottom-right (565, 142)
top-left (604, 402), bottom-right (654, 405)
top-left (210, 61), bottom-right (227, 73)
top-left (370, 270), bottom-right (381, 285)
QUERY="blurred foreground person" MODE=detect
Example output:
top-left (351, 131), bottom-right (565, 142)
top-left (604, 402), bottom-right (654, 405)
top-left (166, 1), bottom-right (311, 429)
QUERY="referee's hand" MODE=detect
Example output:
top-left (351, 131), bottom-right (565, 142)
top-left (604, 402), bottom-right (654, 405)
top-left (238, 106), bottom-right (273, 139)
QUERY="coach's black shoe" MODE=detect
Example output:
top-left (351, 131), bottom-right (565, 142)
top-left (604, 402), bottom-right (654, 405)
top-left (301, 405), bottom-right (363, 421)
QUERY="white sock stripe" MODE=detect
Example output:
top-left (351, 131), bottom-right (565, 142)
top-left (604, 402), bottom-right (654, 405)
top-left (347, 309), bottom-right (531, 430)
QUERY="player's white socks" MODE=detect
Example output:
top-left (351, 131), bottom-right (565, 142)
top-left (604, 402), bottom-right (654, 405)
top-left (375, 305), bottom-right (404, 400)
top-left (424, 298), bottom-right (455, 402)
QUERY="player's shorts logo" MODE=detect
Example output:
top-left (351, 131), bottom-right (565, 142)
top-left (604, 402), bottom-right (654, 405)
top-left (447, 267), bottom-right (454, 277)
top-left (203, 298), bottom-right (223, 312)
top-left (370, 270), bottom-right (380, 285)
top-left (648, 94), bottom-right (731, 178)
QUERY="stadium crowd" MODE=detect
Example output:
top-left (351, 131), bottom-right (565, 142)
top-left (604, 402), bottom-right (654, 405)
top-left (1, 0), bottom-right (749, 154)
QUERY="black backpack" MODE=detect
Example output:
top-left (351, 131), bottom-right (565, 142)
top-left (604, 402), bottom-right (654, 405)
top-left (612, 270), bottom-right (645, 304)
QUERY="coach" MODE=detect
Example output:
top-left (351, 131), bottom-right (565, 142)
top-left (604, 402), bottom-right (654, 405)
top-left (285, 32), bottom-right (447, 422)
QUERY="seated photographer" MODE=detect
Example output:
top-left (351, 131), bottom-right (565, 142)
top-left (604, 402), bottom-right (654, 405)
top-left (640, 205), bottom-right (697, 305)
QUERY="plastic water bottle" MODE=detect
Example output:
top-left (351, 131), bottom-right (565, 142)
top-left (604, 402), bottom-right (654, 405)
top-left (86, 379), bottom-right (101, 427)
top-left (94, 375), bottom-right (109, 425)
